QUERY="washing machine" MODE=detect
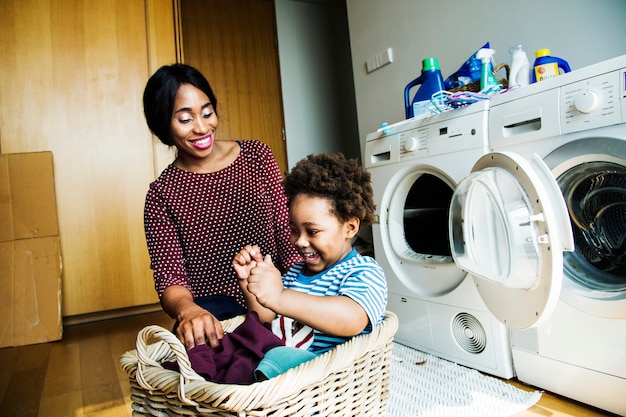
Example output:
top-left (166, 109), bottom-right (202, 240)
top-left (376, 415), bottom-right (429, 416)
top-left (487, 55), bottom-right (626, 416)
top-left (364, 101), bottom-right (517, 379)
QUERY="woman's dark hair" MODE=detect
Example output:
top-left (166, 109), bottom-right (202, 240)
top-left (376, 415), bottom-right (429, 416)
top-left (283, 153), bottom-right (376, 225)
top-left (143, 63), bottom-right (218, 146)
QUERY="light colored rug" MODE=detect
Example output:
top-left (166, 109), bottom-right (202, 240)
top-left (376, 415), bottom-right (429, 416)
top-left (387, 343), bottom-right (541, 417)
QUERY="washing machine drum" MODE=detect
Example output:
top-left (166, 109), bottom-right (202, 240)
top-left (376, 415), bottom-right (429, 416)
top-left (560, 161), bottom-right (626, 292)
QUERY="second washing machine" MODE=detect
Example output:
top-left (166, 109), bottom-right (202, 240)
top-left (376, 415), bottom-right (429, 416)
top-left (488, 54), bottom-right (626, 416)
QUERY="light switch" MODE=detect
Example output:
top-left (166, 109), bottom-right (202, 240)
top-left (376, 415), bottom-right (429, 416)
top-left (366, 48), bottom-right (393, 73)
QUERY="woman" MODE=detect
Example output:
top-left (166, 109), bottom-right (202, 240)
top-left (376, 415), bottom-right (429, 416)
top-left (142, 64), bottom-right (301, 350)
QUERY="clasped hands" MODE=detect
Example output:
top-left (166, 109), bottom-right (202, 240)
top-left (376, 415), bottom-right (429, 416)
top-left (232, 244), bottom-right (284, 310)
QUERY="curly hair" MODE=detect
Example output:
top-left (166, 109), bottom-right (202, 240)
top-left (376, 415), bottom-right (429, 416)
top-left (283, 153), bottom-right (376, 225)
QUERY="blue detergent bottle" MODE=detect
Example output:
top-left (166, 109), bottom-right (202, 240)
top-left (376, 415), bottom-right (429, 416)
top-left (531, 48), bottom-right (571, 83)
top-left (404, 57), bottom-right (446, 119)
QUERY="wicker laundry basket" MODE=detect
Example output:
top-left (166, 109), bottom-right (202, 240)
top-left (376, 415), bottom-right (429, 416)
top-left (120, 311), bottom-right (398, 417)
top-left (449, 63), bottom-right (510, 93)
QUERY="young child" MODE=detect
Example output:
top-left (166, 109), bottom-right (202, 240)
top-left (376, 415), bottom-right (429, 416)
top-left (233, 153), bottom-right (388, 356)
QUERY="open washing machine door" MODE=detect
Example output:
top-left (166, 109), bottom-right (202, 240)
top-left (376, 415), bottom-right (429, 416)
top-left (450, 151), bottom-right (575, 329)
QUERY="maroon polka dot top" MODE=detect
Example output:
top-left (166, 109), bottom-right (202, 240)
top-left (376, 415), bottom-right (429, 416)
top-left (144, 140), bottom-right (301, 306)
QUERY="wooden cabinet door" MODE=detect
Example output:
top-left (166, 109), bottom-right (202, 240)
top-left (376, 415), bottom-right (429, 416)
top-left (179, 0), bottom-right (289, 175)
top-left (0, 0), bottom-right (174, 316)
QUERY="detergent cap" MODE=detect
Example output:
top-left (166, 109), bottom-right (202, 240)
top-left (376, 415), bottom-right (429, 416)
top-left (421, 57), bottom-right (440, 72)
top-left (535, 48), bottom-right (551, 58)
top-left (509, 44), bottom-right (525, 56)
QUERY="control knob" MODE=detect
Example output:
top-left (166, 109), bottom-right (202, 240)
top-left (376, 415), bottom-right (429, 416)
top-left (404, 136), bottom-right (419, 151)
top-left (574, 90), bottom-right (599, 114)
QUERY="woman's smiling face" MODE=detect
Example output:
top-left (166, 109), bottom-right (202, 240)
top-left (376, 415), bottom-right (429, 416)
top-left (170, 83), bottom-right (218, 159)
top-left (289, 193), bottom-right (357, 275)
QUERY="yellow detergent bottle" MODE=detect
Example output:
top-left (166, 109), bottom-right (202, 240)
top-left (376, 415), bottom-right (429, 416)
top-left (532, 48), bottom-right (571, 83)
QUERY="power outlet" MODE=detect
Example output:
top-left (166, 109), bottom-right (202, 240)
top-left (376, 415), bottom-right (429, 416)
top-left (366, 48), bottom-right (393, 73)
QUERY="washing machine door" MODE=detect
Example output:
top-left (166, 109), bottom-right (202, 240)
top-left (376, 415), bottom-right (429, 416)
top-left (449, 151), bottom-right (575, 330)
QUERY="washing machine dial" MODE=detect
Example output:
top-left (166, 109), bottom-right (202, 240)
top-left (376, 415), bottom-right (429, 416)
top-left (403, 136), bottom-right (419, 152)
top-left (574, 90), bottom-right (600, 114)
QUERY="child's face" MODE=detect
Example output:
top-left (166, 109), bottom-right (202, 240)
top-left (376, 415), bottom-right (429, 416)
top-left (289, 194), bottom-right (358, 275)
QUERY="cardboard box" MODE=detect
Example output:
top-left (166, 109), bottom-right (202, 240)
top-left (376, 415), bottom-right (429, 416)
top-left (0, 152), bottom-right (62, 347)
top-left (0, 152), bottom-right (59, 242)
top-left (0, 237), bottom-right (62, 346)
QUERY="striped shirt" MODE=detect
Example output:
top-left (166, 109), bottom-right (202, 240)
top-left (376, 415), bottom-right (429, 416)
top-left (281, 249), bottom-right (387, 354)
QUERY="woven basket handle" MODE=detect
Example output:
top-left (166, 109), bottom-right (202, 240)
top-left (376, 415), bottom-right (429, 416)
top-left (135, 324), bottom-right (206, 406)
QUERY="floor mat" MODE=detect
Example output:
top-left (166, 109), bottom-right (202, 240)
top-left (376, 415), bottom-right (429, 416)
top-left (387, 343), bottom-right (541, 417)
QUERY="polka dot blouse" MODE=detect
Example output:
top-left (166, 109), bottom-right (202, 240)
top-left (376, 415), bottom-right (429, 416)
top-left (144, 140), bottom-right (301, 307)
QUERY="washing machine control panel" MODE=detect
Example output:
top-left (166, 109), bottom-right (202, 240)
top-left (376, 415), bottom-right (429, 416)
top-left (364, 101), bottom-right (490, 168)
top-left (561, 69), bottom-right (624, 134)
top-left (489, 55), bottom-right (626, 149)
top-left (397, 110), bottom-right (489, 161)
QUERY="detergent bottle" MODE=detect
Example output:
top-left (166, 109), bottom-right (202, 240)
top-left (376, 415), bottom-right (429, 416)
top-left (508, 45), bottom-right (530, 87)
top-left (531, 48), bottom-right (571, 83)
top-left (404, 57), bottom-right (445, 119)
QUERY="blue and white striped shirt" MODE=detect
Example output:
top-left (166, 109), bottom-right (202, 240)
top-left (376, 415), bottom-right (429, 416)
top-left (280, 248), bottom-right (387, 354)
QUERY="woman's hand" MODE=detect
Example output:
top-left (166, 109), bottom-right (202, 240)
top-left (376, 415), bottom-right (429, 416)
top-left (161, 286), bottom-right (224, 350)
top-left (175, 303), bottom-right (224, 350)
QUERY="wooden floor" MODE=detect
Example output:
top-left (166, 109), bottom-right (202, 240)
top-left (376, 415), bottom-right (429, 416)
top-left (0, 310), bottom-right (617, 417)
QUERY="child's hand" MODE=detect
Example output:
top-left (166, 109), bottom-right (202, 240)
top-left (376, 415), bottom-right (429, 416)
top-left (247, 254), bottom-right (284, 309)
top-left (232, 245), bottom-right (263, 280)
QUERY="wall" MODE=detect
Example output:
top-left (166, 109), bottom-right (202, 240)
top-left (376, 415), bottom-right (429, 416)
top-left (276, 0), bottom-right (360, 167)
top-left (346, 0), bottom-right (626, 155)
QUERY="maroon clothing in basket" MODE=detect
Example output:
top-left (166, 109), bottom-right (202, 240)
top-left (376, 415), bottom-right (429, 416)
top-left (165, 312), bottom-right (284, 384)
top-left (144, 140), bottom-right (301, 307)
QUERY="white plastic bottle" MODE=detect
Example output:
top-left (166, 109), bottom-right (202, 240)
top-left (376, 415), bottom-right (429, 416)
top-left (508, 45), bottom-right (530, 87)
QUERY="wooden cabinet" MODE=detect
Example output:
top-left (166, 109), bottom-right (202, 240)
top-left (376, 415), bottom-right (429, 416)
top-left (0, 0), bottom-right (177, 316)
top-left (180, 0), bottom-right (288, 175)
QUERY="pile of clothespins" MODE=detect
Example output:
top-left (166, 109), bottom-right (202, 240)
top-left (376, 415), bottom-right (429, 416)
top-left (418, 83), bottom-right (521, 117)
